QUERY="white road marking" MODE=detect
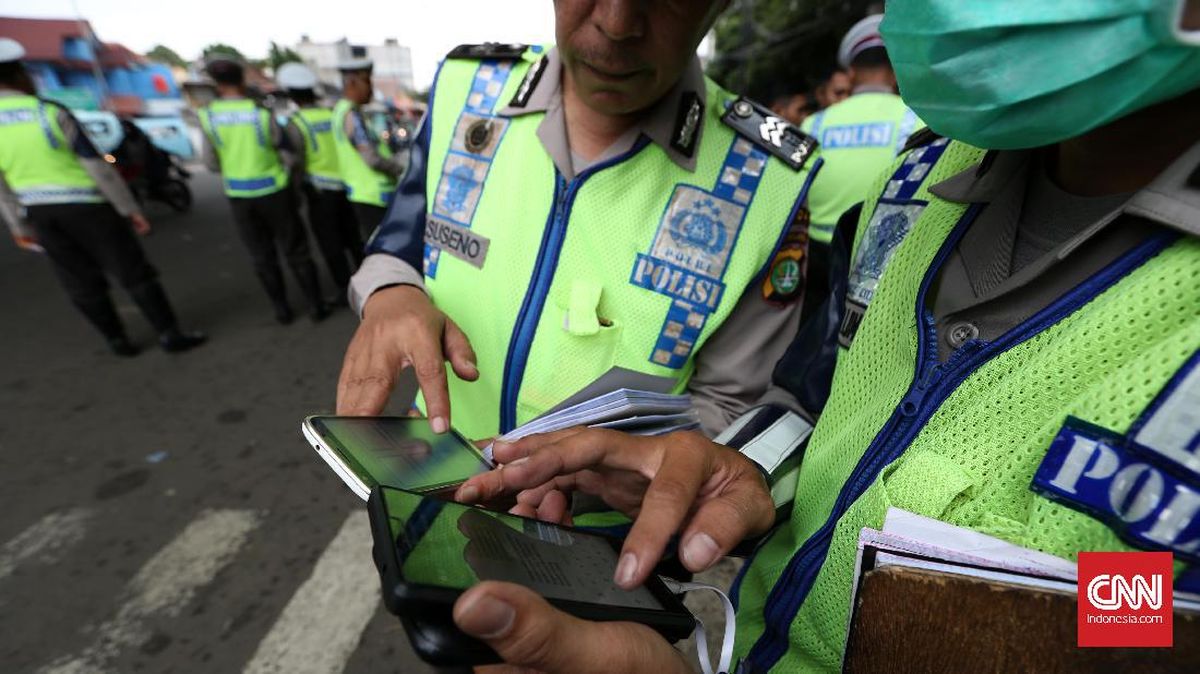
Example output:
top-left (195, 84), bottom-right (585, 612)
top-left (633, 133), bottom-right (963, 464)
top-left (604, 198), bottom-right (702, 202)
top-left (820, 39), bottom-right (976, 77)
top-left (242, 512), bottom-right (380, 674)
top-left (40, 509), bottom-right (260, 674)
top-left (0, 508), bottom-right (92, 584)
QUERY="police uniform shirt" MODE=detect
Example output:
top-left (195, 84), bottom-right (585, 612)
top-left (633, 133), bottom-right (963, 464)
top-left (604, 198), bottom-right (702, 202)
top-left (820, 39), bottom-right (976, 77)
top-left (0, 89), bottom-right (143, 238)
top-left (349, 48), bottom-right (807, 433)
top-left (339, 101), bottom-right (405, 180)
top-left (926, 141), bottom-right (1200, 362)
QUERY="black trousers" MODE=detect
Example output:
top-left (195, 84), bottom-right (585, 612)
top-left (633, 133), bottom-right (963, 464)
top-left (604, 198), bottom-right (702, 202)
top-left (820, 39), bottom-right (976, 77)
top-left (352, 202), bottom-right (388, 241)
top-left (302, 185), bottom-right (365, 289)
top-left (228, 189), bottom-right (323, 311)
top-left (26, 202), bottom-right (179, 341)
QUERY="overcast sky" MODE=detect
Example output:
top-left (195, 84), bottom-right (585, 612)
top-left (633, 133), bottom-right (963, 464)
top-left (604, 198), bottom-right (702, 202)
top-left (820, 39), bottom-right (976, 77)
top-left (0, 0), bottom-right (558, 89)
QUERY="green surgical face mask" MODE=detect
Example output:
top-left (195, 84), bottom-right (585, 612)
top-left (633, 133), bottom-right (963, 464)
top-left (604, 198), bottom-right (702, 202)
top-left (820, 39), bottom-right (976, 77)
top-left (881, 0), bottom-right (1200, 149)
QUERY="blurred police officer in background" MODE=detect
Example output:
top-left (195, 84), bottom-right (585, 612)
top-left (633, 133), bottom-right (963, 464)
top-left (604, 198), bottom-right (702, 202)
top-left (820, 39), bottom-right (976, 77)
top-left (0, 38), bottom-right (205, 356)
top-left (278, 62), bottom-right (364, 302)
top-left (801, 13), bottom-right (920, 247)
top-left (336, 0), bottom-right (824, 444)
top-left (199, 53), bottom-right (330, 324)
top-left (447, 0), bottom-right (1200, 671)
top-left (332, 59), bottom-right (404, 238)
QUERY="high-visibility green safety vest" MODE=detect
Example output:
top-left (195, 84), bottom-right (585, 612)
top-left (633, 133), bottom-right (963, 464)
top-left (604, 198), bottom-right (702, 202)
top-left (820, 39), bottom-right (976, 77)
top-left (290, 106), bottom-right (343, 191)
top-left (418, 48), bottom-right (821, 441)
top-left (0, 95), bottom-right (102, 206)
top-left (198, 98), bottom-right (288, 198)
top-left (733, 138), bottom-right (1200, 672)
top-left (800, 92), bottom-right (920, 244)
top-left (332, 98), bottom-right (396, 207)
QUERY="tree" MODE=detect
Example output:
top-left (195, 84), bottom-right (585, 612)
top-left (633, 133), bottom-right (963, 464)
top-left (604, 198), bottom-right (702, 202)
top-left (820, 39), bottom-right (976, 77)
top-left (708, 0), bottom-right (879, 102)
top-left (145, 44), bottom-right (186, 68)
top-left (267, 42), bottom-right (304, 71)
top-left (201, 42), bottom-right (247, 63)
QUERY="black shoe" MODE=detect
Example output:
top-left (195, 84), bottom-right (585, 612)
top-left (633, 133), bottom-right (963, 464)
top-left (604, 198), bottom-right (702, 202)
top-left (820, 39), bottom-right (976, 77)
top-left (159, 329), bottom-right (207, 353)
top-left (310, 303), bottom-right (332, 323)
top-left (108, 337), bottom-right (141, 357)
top-left (274, 305), bottom-right (295, 325)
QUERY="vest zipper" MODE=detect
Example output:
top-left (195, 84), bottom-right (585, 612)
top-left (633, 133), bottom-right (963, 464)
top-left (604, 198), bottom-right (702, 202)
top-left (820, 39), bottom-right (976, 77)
top-left (745, 213), bottom-right (1177, 670)
top-left (497, 139), bottom-right (651, 433)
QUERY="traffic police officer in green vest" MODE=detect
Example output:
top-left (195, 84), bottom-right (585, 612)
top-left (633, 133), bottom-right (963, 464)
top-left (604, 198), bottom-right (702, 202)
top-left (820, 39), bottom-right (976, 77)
top-left (336, 0), bottom-right (824, 443)
top-left (277, 62), bottom-right (364, 300)
top-left (447, 1), bottom-right (1200, 672)
top-left (331, 58), bottom-right (404, 238)
top-left (800, 13), bottom-right (920, 248)
top-left (200, 53), bottom-right (329, 324)
top-left (0, 38), bottom-right (205, 356)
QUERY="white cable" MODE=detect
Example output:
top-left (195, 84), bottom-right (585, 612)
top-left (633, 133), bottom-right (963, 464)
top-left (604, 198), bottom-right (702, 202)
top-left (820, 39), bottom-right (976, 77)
top-left (660, 577), bottom-right (737, 674)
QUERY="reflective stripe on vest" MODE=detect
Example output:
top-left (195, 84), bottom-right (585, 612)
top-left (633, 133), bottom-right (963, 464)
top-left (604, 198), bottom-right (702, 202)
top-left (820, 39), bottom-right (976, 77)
top-left (0, 95), bottom-right (102, 206)
top-left (799, 93), bottom-right (923, 245)
top-left (199, 99), bottom-right (288, 198)
top-left (732, 140), bottom-right (1200, 673)
top-left (418, 52), bottom-right (821, 441)
top-left (332, 99), bottom-right (395, 206)
top-left (293, 106), bottom-right (343, 190)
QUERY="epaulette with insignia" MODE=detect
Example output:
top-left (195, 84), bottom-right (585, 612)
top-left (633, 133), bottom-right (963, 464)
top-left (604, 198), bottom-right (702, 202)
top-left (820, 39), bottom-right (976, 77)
top-left (721, 97), bottom-right (817, 171)
top-left (446, 43), bottom-right (529, 61)
top-left (900, 126), bottom-right (944, 153)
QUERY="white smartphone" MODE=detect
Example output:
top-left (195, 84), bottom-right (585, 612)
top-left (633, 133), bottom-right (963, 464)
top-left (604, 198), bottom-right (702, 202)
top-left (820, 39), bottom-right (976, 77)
top-left (301, 416), bottom-right (494, 501)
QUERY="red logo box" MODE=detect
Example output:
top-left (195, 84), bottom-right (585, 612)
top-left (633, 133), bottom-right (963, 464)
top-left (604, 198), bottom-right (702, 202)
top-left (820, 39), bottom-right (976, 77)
top-left (1078, 551), bottom-right (1173, 647)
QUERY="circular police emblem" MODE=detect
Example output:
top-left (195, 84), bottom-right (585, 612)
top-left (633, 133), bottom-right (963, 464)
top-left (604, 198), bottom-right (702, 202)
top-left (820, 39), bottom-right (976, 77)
top-left (669, 198), bottom-right (727, 256)
top-left (465, 119), bottom-right (492, 153)
top-left (770, 258), bottom-right (801, 295)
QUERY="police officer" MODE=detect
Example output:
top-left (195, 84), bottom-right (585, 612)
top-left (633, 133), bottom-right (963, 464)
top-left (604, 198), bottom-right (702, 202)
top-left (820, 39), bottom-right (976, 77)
top-left (448, 0), bottom-right (1200, 671)
top-left (0, 39), bottom-right (205, 356)
top-left (800, 14), bottom-right (920, 246)
top-left (336, 0), bottom-right (824, 444)
top-left (277, 62), bottom-right (364, 301)
top-left (331, 58), bottom-right (404, 238)
top-left (199, 53), bottom-right (329, 324)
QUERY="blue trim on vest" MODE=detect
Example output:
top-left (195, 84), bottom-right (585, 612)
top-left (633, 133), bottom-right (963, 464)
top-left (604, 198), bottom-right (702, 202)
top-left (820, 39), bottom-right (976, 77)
top-left (36, 101), bottom-right (59, 149)
top-left (226, 176), bottom-right (278, 191)
top-left (750, 157), bottom-right (823, 287)
top-left (806, 110), bottom-right (825, 141)
top-left (743, 221), bottom-right (1180, 669)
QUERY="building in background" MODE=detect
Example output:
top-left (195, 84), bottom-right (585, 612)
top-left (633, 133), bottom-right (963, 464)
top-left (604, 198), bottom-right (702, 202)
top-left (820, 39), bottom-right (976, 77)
top-left (0, 15), bottom-right (185, 117)
top-left (295, 35), bottom-right (414, 103)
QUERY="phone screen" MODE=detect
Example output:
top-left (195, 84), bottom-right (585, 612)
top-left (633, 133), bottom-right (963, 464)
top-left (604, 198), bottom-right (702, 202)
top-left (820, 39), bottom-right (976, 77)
top-left (381, 487), bottom-right (665, 611)
top-left (310, 417), bottom-right (491, 492)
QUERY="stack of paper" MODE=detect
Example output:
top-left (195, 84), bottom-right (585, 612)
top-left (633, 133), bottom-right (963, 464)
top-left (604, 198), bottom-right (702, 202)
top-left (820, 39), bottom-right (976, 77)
top-left (484, 388), bottom-right (698, 462)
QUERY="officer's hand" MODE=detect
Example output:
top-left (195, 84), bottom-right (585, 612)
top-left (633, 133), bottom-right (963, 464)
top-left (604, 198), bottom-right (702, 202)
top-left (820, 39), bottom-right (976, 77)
top-left (454, 581), bottom-right (690, 674)
top-left (130, 214), bottom-right (152, 235)
top-left (337, 285), bottom-right (478, 427)
top-left (456, 428), bottom-right (775, 589)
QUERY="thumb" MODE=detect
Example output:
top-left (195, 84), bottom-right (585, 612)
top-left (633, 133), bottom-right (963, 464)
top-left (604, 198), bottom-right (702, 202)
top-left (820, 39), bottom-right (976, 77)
top-left (443, 317), bottom-right (479, 381)
top-left (453, 581), bottom-right (687, 674)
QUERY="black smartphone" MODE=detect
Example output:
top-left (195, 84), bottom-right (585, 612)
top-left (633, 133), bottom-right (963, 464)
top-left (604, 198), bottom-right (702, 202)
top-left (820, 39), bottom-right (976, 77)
top-left (302, 416), bottom-right (492, 500)
top-left (367, 485), bottom-right (696, 667)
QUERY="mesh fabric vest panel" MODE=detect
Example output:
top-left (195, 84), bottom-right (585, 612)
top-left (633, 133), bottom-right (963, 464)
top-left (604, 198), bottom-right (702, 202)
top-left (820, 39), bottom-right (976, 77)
top-left (800, 93), bottom-right (919, 244)
top-left (199, 99), bottom-right (287, 198)
top-left (733, 140), bottom-right (1200, 672)
top-left (420, 54), bottom-right (818, 441)
top-left (0, 95), bottom-right (101, 205)
top-left (294, 106), bottom-right (342, 189)
top-left (332, 99), bottom-right (395, 207)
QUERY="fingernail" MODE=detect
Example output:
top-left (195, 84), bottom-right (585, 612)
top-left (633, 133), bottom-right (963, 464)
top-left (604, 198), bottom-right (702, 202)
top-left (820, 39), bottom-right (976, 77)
top-left (614, 552), bottom-right (639, 588)
top-left (431, 416), bottom-right (448, 433)
top-left (456, 591), bottom-right (515, 639)
top-left (457, 484), bottom-right (479, 503)
top-left (681, 533), bottom-right (720, 570)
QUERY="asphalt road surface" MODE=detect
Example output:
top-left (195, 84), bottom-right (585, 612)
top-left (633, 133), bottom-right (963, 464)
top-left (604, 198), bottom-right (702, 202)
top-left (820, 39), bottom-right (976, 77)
top-left (0, 170), bottom-right (731, 674)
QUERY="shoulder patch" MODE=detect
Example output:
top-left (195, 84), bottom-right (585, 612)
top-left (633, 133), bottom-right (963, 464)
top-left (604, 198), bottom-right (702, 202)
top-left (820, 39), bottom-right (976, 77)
top-left (900, 126), bottom-right (943, 153)
top-left (721, 97), bottom-right (817, 171)
top-left (762, 205), bottom-right (810, 307)
top-left (447, 43), bottom-right (529, 61)
top-left (507, 55), bottom-right (549, 109)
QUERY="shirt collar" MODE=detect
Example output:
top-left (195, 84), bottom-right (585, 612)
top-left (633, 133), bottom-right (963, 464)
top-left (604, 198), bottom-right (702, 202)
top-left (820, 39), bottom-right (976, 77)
top-left (497, 47), bottom-right (707, 173)
top-left (851, 83), bottom-right (894, 95)
top-left (930, 142), bottom-right (1200, 239)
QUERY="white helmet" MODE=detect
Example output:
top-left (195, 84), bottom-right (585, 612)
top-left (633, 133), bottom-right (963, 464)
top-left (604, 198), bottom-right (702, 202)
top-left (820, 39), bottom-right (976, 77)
top-left (276, 61), bottom-right (317, 90)
top-left (0, 38), bottom-right (27, 64)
